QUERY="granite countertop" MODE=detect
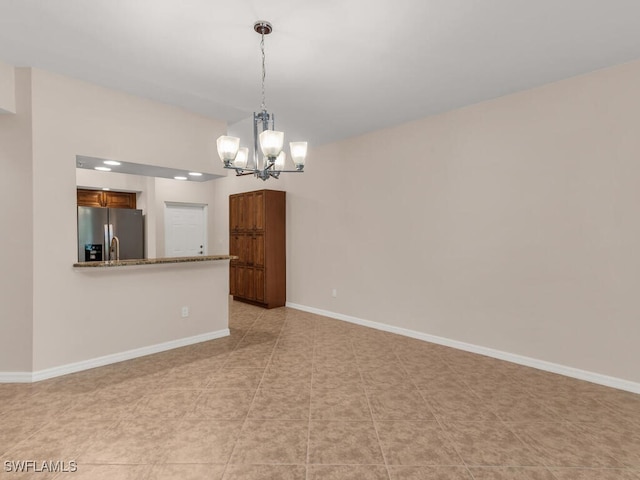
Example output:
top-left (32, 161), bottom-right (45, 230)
top-left (73, 255), bottom-right (237, 268)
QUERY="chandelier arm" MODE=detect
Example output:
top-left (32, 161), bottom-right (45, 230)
top-left (222, 166), bottom-right (257, 176)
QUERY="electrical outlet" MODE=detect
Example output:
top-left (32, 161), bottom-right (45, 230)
top-left (331, 288), bottom-right (338, 298)
top-left (181, 306), bottom-right (189, 318)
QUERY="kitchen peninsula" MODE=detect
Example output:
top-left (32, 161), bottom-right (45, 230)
top-left (38, 253), bottom-right (237, 383)
top-left (73, 254), bottom-right (236, 268)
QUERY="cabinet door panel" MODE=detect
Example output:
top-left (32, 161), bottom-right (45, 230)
top-left (229, 195), bottom-right (240, 231)
top-left (242, 193), bottom-right (256, 230)
top-left (77, 189), bottom-right (105, 207)
top-left (105, 191), bottom-right (136, 209)
top-left (253, 234), bottom-right (265, 268)
top-left (240, 234), bottom-right (252, 265)
top-left (235, 266), bottom-right (247, 297)
top-left (254, 268), bottom-right (265, 303)
top-left (254, 191), bottom-right (264, 231)
top-left (230, 235), bottom-right (241, 263)
top-left (229, 265), bottom-right (237, 295)
top-left (245, 267), bottom-right (256, 300)
top-left (238, 195), bottom-right (247, 230)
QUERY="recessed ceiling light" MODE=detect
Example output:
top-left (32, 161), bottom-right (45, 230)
top-left (174, 176), bottom-right (188, 181)
top-left (103, 160), bottom-right (121, 166)
top-left (188, 172), bottom-right (203, 176)
top-left (95, 167), bottom-right (111, 172)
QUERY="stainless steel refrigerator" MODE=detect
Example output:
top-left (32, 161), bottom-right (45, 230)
top-left (77, 206), bottom-right (144, 262)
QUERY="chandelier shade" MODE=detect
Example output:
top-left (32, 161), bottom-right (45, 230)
top-left (274, 151), bottom-right (286, 171)
top-left (217, 136), bottom-right (240, 166)
top-left (289, 142), bottom-right (308, 169)
top-left (233, 147), bottom-right (249, 169)
top-left (259, 130), bottom-right (284, 158)
top-left (216, 21), bottom-right (307, 181)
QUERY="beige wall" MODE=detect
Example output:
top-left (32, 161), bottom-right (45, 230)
top-left (283, 60), bottom-right (640, 385)
top-left (1, 67), bottom-right (230, 374)
top-left (0, 68), bottom-right (33, 372)
top-left (0, 60), bottom-right (16, 113)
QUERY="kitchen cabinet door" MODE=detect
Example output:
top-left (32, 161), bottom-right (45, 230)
top-left (230, 234), bottom-right (241, 261)
top-left (254, 268), bottom-right (265, 303)
top-left (241, 192), bottom-right (255, 230)
top-left (252, 234), bottom-right (265, 268)
top-left (77, 189), bottom-right (106, 207)
top-left (253, 190), bottom-right (265, 231)
top-left (105, 191), bottom-right (136, 209)
top-left (235, 266), bottom-right (247, 298)
top-left (229, 194), bottom-right (241, 232)
top-left (229, 265), bottom-right (237, 295)
top-left (244, 267), bottom-right (256, 300)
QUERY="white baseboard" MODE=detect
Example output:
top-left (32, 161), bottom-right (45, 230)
top-left (0, 329), bottom-right (230, 384)
top-left (286, 302), bottom-right (640, 395)
top-left (0, 371), bottom-right (33, 383)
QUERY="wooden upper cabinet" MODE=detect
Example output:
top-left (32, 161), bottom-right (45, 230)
top-left (77, 189), bottom-right (136, 209)
top-left (104, 191), bottom-right (136, 209)
top-left (77, 189), bottom-right (105, 207)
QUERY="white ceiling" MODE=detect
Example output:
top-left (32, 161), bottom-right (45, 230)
top-left (2, 0), bottom-right (640, 146)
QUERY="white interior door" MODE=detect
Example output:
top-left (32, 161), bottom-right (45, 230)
top-left (165, 203), bottom-right (207, 257)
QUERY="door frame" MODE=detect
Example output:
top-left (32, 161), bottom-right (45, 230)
top-left (164, 202), bottom-right (208, 257)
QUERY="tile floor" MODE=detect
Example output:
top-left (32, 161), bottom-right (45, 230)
top-left (1, 300), bottom-right (639, 479)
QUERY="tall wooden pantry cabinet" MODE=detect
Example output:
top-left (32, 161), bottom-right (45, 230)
top-left (229, 189), bottom-right (286, 308)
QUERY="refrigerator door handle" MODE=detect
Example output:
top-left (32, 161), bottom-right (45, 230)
top-left (104, 224), bottom-right (111, 260)
top-left (109, 224), bottom-right (114, 260)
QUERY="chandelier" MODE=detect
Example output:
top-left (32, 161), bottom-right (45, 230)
top-left (216, 21), bottom-right (308, 181)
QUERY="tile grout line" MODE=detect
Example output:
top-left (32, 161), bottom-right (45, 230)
top-left (436, 351), bottom-right (557, 473)
top-left (418, 348), bottom-right (564, 474)
top-left (352, 333), bottom-right (393, 480)
top-left (391, 339), bottom-right (477, 479)
top-left (305, 315), bottom-right (318, 480)
top-left (221, 306), bottom-right (271, 478)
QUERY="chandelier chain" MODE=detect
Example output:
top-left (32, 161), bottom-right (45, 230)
top-left (260, 32), bottom-right (266, 112)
